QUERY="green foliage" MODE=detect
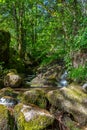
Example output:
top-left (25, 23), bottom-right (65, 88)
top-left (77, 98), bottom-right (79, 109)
top-left (0, 62), bottom-right (8, 77)
top-left (9, 55), bottom-right (25, 73)
top-left (69, 66), bottom-right (87, 82)
top-left (8, 48), bottom-right (25, 72)
top-left (66, 121), bottom-right (82, 130)
top-left (0, 0), bottom-right (87, 81)
top-left (74, 27), bottom-right (87, 50)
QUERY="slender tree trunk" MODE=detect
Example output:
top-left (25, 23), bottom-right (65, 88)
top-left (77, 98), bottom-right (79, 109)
top-left (12, 2), bottom-right (26, 59)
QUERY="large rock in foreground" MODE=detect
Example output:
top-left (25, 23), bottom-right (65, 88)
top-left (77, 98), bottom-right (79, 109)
top-left (14, 103), bottom-right (54, 130)
top-left (46, 83), bottom-right (87, 126)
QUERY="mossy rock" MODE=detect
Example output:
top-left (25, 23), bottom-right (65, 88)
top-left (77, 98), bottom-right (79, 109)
top-left (18, 88), bottom-right (47, 109)
top-left (0, 87), bottom-right (18, 98)
top-left (0, 105), bottom-right (9, 130)
top-left (46, 83), bottom-right (87, 126)
top-left (14, 103), bottom-right (54, 130)
top-left (4, 71), bottom-right (22, 88)
top-left (30, 64), bottom-right (62, 87)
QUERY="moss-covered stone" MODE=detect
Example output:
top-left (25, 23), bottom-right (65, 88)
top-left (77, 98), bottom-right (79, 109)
top-left (4, 71), bottom-right (22, 87)
top-left (19, 88), bottom-right (47, 109)
top-left (14, 103), bottom-right (54, 130)
top-left (46, 83), bottom-right (87, 126)
top-left (0, 87), bottom-right (18, 98)
top-left (30, 64), bottom-right (62, 87)
top-left (0, 105), bottom-right (9, 130)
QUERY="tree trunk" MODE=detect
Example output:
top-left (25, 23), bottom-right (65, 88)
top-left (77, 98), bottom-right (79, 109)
top-left (12, 2), bottom-right (26, 59)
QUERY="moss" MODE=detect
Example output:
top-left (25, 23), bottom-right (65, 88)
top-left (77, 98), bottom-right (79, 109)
top-left (46, 90), bottom-right (64, 107)
top-left (14, 104), bottom-right (54, 130)
top-left (0, 105), bottom-right (8, 119)
top-left (61, 84), bottom-right (87, 104)
top-left (0, 105), bottom-right (9, 129)
top-left (66, 121), bottom-right (82, 130)
top-left (0, 87), bottom-right (18, 98)
top-left (46, 83), bottom-right (87, 107)
top-left (16, 113), bottom-right (53, 130)
top-left (46, 84), bottom-right (87, 125)
top-left (19, 89), bottom-right (47, 109)
top-left (8, 109), bottom-right (17, 130)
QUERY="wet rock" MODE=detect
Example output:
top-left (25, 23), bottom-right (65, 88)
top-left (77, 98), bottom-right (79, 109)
top-left (0, 96), bottom-right (18, 107)
top-left (46, 83), bottom-right (87, 126)
top-left (19, 88), bottom-right (47, 109)
top-left (14, 103), bottom-right (54, 130)
top-left (4, 70), bottom-right (22, 87)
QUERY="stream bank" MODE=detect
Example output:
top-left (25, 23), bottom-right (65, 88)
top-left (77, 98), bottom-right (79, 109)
top-left (0, 55), bottom-right (87, 130)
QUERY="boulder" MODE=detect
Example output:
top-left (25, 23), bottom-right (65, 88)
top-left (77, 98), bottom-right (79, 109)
top-left (30, 64), bottom-right (62, 87)
top-left (19, 88), bottom-right (47, 109)
top-left (4, 71), bottom-right (22, 88)
top-left (46, 83), bottom-right (87, 126)
top-left (0, 30), bottom-right (10, 64)
top-left (14, 103), bottom-right (54, 130)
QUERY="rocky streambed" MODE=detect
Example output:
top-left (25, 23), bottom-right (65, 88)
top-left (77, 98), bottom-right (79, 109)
top-left (0, 83), bottom-right (87, 130)
top-left (0, 64), bottom-right (87, 130)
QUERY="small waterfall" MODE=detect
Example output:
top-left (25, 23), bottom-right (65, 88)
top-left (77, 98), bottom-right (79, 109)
top-left (0, 96), bottom-right (18, 107)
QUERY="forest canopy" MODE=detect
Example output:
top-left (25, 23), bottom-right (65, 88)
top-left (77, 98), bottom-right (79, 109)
top-left (0, 0), bottom-right (87, 81)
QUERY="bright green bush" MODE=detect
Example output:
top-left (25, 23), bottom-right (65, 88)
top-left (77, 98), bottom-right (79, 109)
top-left (68, 66), bottom-right (87, 82)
